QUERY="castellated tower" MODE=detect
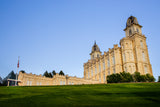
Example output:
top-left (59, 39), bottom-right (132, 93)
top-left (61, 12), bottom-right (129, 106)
top-left (120, 16), bottom-right (152, 75)
top-left (83, 16), bottom-right (153, 83)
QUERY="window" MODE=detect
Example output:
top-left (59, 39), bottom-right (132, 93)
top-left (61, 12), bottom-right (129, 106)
top-left (99, 75), bottom-right (101, 82)
top-left (107, 59), bottom-right (110, 67)
top-left (97, 54), bottom-right (99, 58)
top-left (113, 68), bottom-right (116, 74)
top-left (125, 67), bottom-right (127, 72)
top-left (30, 81), bottom-right (32, 86)
top-left (142, 51), bottom-right (145, 61)
top-left (99, 63), bottom-right (101, 72)
top-left (137, 28), bottom-right (139, 33)
top-left (88, 71), bottom-right (90, 78)
top-left (129, 29), bottom-right (132, 35)
top-left (40, 82), bottom-right (41, 85)
top-left (27, 81), bottom-right (29, 86)
top-left (108, 70), bottom-right (110, 75)
top-left (140, 40), bottom-right (143, 48)
top-left (37, 82), bottom-right (39, 86)
top-left (72, 82), bottom-right (74, 85)
top-left (63, 81), bottom-right (65, 85)
top-left (144, 66), bottom-right (148, 74)
top-left (103, 61), bottom-right (105, 70)
top-left (95, 66), bottom-right (97, 74)
top-left (69, 82), bottom-right (71, 85)
top-left (123, 53), bottom-right (126, 62)
top-left (112, 56), bottom-right (115, 65)
top-left (103, 73), bottom-right (106, 82)
top-left (91, 67), bottom-right (93, 76)
top-left (92, 55), bottom-right (94, 59)
top-left (60, 80), bottom-right (62, 85)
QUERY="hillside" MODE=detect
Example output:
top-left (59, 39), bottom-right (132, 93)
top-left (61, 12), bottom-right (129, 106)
top-left (0, 83), bottom-right (160, 107)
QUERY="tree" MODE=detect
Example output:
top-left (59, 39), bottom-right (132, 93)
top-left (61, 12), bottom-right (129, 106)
top-left (120, 71), bottom-right (133, 82)
top-left (43, 71), bottom-right (50, 77)
top-left (2, 71), bottom-right (16, 86)
top-left (0, 76), bottom-right (3, 86)
top-left (59, 70), bottom-right (65, 76)
top-left (107, 73), bottom-right (121, 83)
top-left (48, 72), bottom-right (53, 78)
top-left (146, 74), bottom-right (155, 82)
top-left (52, 70), bottom-right (56, 76)
top-left (133, 72), bottom-right (141, 82)
top-left (19, 70), bottom-right (25, 73)
top-left (158, 76), bottom-right (160, 82)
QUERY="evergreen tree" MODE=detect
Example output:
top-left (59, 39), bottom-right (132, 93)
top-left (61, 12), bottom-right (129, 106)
top-left (2, 71), bottom-right (16, 86)
top-left (59, 70), bottom-right (65, 76)
top-left (48, 72), bottom-right (53, 78)
top-left (52, 70), bottom-right (56, 76)
top-left (43, 71), bottom-right (50, 77)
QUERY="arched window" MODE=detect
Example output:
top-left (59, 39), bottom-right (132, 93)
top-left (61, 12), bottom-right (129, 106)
top-left (129, 29), bottom-right (132, 35)
top-left (95, 66), bottom-right (97, 74)
top-left (108, 70), bottom-right (110, 75)
top-left (112, 56), bottom-right (115, 65)
top-left (107, 58), bottom-right (110, 67)
top-left (91, 67), bottom-right (93, 76)
top-left (125, 67), bottom-right (127, 72)
top-left (144, 65), bottom-right (148, 74)
top-left (92, 55), bottom-right (94, 59)
top-left (103, 73), bottom-right (106, 82)
top-left (113, 68), bottom-right (116, 74)
top-left (140, 40), bottom-right (143, 48)
top-left (103, 61), bottom-right (105, 70)
top-left (99, 75), bottom-right (101, 82)
top-left (123, 53), bottom-right (126, 62)
top-left (97, 54), bottom-right (99, 58)
top-left (142, 51), bottom-right (145, 61)
top-left (99, 63), bottom-right (101, 72)
top-left (137, 28), bottom-right (139, 33)
top-left (88, 71), bottom-right (90, 78)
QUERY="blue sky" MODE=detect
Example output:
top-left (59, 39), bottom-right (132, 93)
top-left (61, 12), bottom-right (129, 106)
top-left (0, 0), bottom-right (160, 80)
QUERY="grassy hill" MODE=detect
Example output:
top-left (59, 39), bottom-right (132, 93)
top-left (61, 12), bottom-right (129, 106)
top-left (0, 83), bottom-right (160, 107)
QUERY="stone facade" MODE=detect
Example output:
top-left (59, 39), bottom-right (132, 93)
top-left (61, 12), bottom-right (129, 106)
top-left (18, 16), bottom-right (153, 86)
top-left (18, 72), bottom-right (99, 86)
top-left (83, 16), bottom-right (153, 83)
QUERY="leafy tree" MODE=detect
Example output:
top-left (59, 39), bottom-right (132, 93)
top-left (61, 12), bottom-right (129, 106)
top-left (133, 72), bottom-right (141, 82)
top-left (59, 70), bottom-right (65, 76)
top-left (146, 74), bottom-right (155, 82)
top-left (52, 70), bottom-right (56, 76)
top-left (120, 71), bottom-right (133, 82)
top-left (140, 75), bottom-right (147, 82)
top-left (158, 76), bottom-right (160, 82)
top-left (43, 71), bottom-right (50, 77)
top-left (107, 73), bottom-right (121, 83)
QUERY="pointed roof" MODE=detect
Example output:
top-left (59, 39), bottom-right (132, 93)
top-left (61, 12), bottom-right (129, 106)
top-left (90, 41), bottom-right (101, 55)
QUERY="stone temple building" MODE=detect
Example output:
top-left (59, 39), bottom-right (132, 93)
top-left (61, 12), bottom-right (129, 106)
top-left (83, 16), bottom-right (153, 83)
top-left (18, 16), bottom-right (153, 86)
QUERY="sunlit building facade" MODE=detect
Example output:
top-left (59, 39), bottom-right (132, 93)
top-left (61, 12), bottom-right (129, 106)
top-left (83, 16), bottom-right (153, 83)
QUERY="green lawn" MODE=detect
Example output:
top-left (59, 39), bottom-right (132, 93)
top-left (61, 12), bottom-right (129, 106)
top-left (0, 83), bottom-right (160, 107)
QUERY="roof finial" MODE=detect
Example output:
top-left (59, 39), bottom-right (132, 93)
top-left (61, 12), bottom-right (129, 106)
top-left (94, 40), bottom-right (96, 45)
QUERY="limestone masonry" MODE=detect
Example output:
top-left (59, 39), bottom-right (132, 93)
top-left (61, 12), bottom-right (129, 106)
top-left (18, 16), bottom-right (153, 86)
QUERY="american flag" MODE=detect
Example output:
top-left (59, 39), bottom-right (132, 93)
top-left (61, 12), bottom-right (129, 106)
top-left (17, 59), bottom-right (19, 68)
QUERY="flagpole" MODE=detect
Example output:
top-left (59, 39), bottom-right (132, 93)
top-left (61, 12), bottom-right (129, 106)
top-left (15, 56), bottom-right (19, 86)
